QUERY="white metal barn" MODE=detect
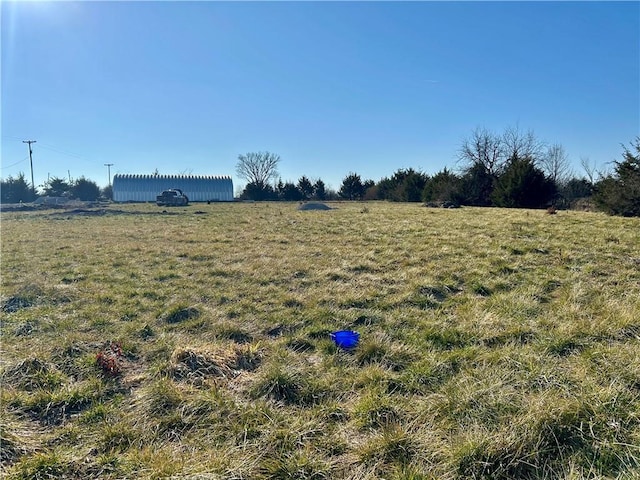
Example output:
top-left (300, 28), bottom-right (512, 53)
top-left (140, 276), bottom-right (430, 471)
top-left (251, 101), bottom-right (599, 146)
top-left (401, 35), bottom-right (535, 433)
top-left (112, 174), bottom-right (234, 202)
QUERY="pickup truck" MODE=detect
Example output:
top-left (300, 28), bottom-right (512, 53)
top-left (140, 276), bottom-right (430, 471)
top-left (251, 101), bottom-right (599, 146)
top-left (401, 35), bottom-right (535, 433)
top-left (156, 189), bottom-right (189, 206)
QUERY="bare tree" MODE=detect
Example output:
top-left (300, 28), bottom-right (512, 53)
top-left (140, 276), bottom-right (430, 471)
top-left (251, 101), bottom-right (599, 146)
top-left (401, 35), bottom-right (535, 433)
top-left (541, 143), bottom-right (572, 184)
top-left (458, 127), bottom-right (504, 176)
top-left (580, 156), bottom-right (598, 184)
top-left (236, 151), bottom-right (280, 188)
top-left (502, 124), bottom-right (545, 164)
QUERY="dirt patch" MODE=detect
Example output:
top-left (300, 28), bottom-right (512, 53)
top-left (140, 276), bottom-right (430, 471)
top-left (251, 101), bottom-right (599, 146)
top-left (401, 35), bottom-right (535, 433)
top-left (3, 203), bottom-right (192, 217)
top-left (0, 204), bottom-right (39, 212)
top-left (49, 208), bottom-right (142, 217)
top-left (54, 208), bottom-right (110, 216)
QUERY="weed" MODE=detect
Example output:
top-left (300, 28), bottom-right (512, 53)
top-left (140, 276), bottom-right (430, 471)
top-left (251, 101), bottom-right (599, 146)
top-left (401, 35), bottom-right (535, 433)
top-left (2, 296), bottom-right (34, 313)
top-left (78, 403), bottom-right (109, 424)
top-left (1, 284), bottom-right (43, 313)
top-left (251, 363), bottom-right (327, 406)
top-left (470, 281), bottom-right (493, 296)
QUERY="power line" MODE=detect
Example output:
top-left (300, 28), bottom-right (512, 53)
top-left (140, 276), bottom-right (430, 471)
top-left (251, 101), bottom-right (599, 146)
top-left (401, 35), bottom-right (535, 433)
top-left (1, 156), bottom-right (29, 170)
top-left (37, 142), bottom-right (89, 161)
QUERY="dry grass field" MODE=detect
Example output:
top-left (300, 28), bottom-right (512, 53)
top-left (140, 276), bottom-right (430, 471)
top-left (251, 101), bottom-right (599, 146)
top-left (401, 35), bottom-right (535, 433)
top-left (1, 202), bottom-right (639, 479)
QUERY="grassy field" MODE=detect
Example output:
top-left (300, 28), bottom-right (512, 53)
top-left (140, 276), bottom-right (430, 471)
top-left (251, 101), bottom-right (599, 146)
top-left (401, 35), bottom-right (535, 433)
top-left (1, 202), bottom-right (639, 479)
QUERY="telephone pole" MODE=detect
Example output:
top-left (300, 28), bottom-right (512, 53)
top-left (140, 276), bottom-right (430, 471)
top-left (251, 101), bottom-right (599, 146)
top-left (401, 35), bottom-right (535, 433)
top-left (104, 163), bottom-right (114, 187)
top-left (22, 140), bottom-right (36, 196)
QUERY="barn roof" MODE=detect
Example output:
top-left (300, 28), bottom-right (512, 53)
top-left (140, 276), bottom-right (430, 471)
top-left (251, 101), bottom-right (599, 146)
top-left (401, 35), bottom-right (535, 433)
top-left (113, 174), bottom-right (232, 180)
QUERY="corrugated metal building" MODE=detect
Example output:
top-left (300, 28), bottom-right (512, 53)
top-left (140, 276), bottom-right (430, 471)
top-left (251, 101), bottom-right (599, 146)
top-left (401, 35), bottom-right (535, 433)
top-left (112, 174), bottom-right (233, 202)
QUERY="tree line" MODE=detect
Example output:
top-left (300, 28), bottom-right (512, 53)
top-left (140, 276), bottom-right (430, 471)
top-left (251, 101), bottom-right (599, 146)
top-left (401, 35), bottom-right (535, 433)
top-left (0, 174), bottom-right (109, 204)
top-left (236, 132), bottom-right (639, 217)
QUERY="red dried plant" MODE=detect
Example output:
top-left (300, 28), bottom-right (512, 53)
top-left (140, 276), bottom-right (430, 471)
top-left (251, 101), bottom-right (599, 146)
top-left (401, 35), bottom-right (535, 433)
top-left (96, 342), bottom-right (123, 376)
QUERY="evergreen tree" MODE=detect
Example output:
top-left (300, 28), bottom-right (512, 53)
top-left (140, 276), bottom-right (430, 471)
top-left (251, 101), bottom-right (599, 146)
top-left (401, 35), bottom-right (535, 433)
top-left (240, 181), bottom-right (276, 201)
top-left (339, 173), bottom-right (365, 200)
top-left (376, 168), bottom-right (428, 201)
top-left (491, 156), bottom-right (555, 208)
top-left (313, 179), bottom-right (326, 200)
top-left (297, 176), bottom-right (314, 200)
top-left (593, 137), bottom-right (640, 216)
top-left (0, 173), bottom-right (36, 203)
top-left (101, 185), bottom-right (113, 200)
top-left (278, 181), bottom-right (303, 201)
top-left (71, 177), bottom-right (101, 201)
top-left (397, 169), bottom-right (427, 202)
top-left (43, 177), bottom-right (70, 197)
top-left (460, 163), bottom-right (495, 206)
top-left (422, 168), bottom-right (463, 204)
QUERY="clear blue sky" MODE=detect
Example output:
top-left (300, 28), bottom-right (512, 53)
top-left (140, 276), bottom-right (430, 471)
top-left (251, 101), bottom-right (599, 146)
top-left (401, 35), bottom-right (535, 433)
top-left (2, 1), bottom-right (639, 193)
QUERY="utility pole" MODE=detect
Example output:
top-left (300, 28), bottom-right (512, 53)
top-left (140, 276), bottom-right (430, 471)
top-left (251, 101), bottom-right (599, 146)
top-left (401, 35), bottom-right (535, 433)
top-left (104, 163), bottom-right (114, 187)
top-left (22, 140), bottom-right (36, 196)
